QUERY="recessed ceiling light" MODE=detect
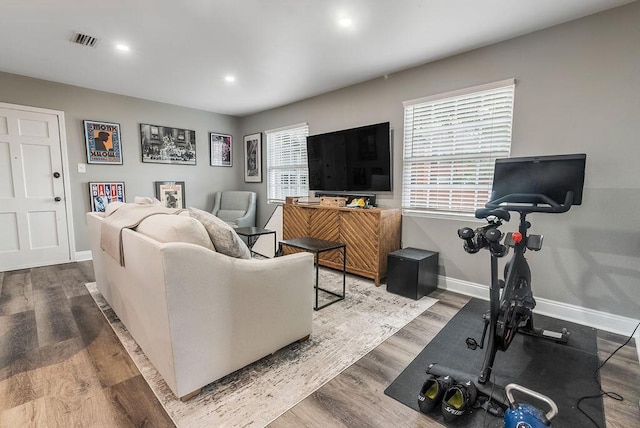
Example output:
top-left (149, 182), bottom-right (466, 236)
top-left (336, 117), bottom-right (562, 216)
top-left (338, 17), bottom-right (353, 27)
top-left (225, 75), bottom-right (236, 83)
top-left (115, 44), bottom-right (130, 52)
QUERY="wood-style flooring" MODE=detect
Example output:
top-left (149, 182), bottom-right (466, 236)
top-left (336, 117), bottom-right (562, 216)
top-left (0, 262), bottom-right (174, 427)
top-left (1, 262), bottom-right (638, 427)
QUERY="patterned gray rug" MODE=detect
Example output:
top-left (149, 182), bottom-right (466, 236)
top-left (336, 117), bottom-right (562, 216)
top-left (86, 268), bottom-right (438, 427)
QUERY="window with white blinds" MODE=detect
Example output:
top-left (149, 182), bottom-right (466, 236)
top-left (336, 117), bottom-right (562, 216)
top-left (266, 123), bottom-right (309, 203)
top-left (402, 79), bottom-right (515, 217)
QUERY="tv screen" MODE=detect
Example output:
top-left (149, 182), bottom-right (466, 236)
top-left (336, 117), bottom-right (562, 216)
top-left (307, 122), bottom-right (391, 192)
top-left (491, 153), bottom-right (586, 205)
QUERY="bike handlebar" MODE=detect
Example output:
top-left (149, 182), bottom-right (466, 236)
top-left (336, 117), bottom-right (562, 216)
top-left (485, 191), bottom-right (574, 214)
top-left (458, 224), bottom-right (508, 257)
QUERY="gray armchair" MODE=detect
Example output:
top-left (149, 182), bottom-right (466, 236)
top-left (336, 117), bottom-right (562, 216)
top-left (211, 191), bottom-right (257, 228)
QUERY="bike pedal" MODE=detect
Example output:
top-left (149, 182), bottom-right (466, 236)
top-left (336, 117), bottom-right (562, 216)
top-left (465, 338), bottom-right (478, 350)
top-left (523, 295), bottom-right (536, 309)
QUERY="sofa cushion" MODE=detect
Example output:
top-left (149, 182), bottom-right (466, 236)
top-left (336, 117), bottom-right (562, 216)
top-left (188, 207), bottom-right (251, 259)
top-left (136, 214), bottom-right (215, 251)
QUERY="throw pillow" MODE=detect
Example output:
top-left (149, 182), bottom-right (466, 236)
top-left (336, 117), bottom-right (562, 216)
top-left (188, 207), bottom-right (251, 259)
top-left (136, 214), bottom-right (215, 251)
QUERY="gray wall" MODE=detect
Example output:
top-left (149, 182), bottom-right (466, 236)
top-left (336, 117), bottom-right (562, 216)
top-left (1, 3), bottom-right (637, 319)
top-left (239, 3), bottom-right (640, 318)
top-left (0, 72), bottom-right (242, 251)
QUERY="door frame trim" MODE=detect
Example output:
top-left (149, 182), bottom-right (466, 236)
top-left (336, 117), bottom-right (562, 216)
top-left (0, 101), bottom-right (76, 264)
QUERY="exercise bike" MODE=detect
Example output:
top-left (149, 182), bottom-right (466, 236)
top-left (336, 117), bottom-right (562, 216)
top-left (419, 155), bottom-right (586, 422)
top-left (458, 192), bottom-right (575, 384)
top-left (455, 153), bottom-right (586, 385)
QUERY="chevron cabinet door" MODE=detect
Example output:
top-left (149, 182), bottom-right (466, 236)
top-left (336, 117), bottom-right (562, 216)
top-left (282, 203), bottom-right (401, 286)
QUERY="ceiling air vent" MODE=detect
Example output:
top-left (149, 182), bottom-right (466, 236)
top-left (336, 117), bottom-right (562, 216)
top-left (70, 31), bottom-right (99, 47)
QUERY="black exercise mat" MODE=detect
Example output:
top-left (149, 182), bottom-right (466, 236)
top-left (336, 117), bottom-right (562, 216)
top-left (384, 298), bottom-right (604, 427)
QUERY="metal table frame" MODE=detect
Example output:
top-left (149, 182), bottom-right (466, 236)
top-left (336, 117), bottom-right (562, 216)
top-left (278, 237), bottom-right (346, 310)
top-left (235, 226), bottom-right (277, 258)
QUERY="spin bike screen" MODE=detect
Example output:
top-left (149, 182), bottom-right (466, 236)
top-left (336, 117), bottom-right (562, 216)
top-left (490, 154), bottom-right (586, 205)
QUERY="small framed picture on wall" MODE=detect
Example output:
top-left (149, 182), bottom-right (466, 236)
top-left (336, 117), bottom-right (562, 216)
top-left (88, 181), bottom-right (125, 212)
top-left (83, 120), bottom-right (123, 165)
top-left (210, 132), bottom-right (232, 167)
top-left (155, 181), bottom-right (186, 209)
top-left (243, 133), bottom-right (262, 183)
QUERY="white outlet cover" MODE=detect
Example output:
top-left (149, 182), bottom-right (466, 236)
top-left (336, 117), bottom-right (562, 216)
top-left (78, 163), bottom-right (86, 173)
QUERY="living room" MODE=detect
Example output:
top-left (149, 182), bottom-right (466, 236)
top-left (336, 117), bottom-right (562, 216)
top-left (1, 1), bottom-right (639, 427)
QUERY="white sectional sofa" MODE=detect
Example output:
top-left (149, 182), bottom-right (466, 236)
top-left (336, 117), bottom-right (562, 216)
top-left (86, 208), bottom-right (314, 400)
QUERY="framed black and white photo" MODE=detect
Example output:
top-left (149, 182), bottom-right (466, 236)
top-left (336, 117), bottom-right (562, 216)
top-left (88, 181), bottom-right (125, 212)
top-left (83, 120), bottom-right (123, 165)
top-left (140, 123), bottom-right (196, 165)
top-left (209, 132), bottom-right (232, 167)
top-left (155, 181), bottom-right (186, 209)
top-left (244, 133), bottom-right (262, 182)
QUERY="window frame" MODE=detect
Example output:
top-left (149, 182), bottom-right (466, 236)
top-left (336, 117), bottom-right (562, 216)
top-left (265, 122), bottom-right (310, 204)
top-left (401, 79), bottom-right (515, 219)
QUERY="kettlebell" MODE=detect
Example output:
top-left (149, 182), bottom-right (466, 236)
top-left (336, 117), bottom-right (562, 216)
top-left (504, 383), bottom-right (558, 428)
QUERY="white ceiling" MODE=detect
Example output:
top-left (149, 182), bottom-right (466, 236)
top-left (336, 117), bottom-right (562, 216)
top-left (0, 0), bottom-right (635, 117)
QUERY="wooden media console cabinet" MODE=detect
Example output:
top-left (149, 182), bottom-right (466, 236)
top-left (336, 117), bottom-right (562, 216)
top-left (282, 203), bottom-right (401, 286)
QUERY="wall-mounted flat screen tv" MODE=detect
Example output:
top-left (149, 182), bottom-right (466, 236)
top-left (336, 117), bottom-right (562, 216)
top-left (306, 122), bottom-right (391, 192)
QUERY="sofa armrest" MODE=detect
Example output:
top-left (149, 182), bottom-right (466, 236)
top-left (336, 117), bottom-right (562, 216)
top-left (157, 246), bottom-right (314, 396)
top-left (210, 192), bottom-right (221, 216)
top-left (234, 210), bottom-right (255, 228)
top-left (234, 193), bottom-right (256, 228)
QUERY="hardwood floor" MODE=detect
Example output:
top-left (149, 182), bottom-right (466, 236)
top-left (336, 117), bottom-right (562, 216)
top-left (269, 289), bottom-right (640, 427)
top-left (1, 263), bottom-right (638, 427)
top-left (0, 262), bottom-right (174, 427)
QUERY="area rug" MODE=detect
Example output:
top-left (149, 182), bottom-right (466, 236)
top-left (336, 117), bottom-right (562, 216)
top-left (384, 298), bottom-right (604, 427)
top-left (86, 268), bottom-right (438, 427)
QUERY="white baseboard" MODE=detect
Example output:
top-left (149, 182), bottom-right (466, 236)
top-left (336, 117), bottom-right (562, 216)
top-left (438, 275), bottom-right (640, 362)
top-left (63, 259), bottom-right (640, 363)
top-left (75, 250), bottom-right (92, 262)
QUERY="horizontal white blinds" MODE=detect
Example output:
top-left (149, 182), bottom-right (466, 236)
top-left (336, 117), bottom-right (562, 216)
top-left (266, 123), bottom-right (309, 203)
top-left (402, 82), bottom-right (514, 215)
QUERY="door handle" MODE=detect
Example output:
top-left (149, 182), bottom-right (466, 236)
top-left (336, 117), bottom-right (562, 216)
top-left (53, 172), bottom-right (61, 178)
top-left (54, 197), bottom-right (62, 202)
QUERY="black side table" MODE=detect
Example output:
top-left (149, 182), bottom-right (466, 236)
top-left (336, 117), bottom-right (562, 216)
top-left (235, 227), bottom-right (276, 258)
top-left (387, 248), bottom-right (439, 300)
top-left (278, 237), bottom-right (346, 310)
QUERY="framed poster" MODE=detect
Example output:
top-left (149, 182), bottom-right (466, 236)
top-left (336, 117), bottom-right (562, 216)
top-left (155, 181), bottom-right (186, 209)
top-left (140, 123), bottom-right (196, 165)
top-left (89, 182), bottom-right (125, 212)
top-left (209, 132), bottom-right (232, 167)
top-left (244, 133), bottom-right (262, 182)
top-left (83, 120), bottom-right (123, 165)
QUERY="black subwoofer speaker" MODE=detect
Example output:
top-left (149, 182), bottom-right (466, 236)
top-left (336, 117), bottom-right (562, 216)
top-left (387, 248), bottom-right (439, 300)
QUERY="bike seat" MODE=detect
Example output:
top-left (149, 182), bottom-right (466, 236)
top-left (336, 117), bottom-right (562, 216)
top-left (475, 208), bottom-right (511, 222)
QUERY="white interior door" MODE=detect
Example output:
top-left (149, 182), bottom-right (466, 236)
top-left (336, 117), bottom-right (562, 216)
top-left (0, 106), bottom-right (70, 270)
